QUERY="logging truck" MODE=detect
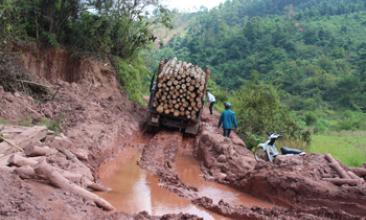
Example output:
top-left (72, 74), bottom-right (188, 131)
top-left (147, 58), bottom-right (211, 135)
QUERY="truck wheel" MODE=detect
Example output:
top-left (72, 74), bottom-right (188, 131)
top-left (254, 147), bottom-right (268, 162)
top-left (146, 125), bottom-right (159, 134)
top-left (153, 126), bottom-right (160, 133)
top-left (146, 125), bottom-right (154, 134)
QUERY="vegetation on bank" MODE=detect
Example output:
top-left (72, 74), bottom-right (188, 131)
top-left (0, 0), bottom-right (173, 104)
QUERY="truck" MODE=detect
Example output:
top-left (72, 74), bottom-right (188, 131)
top-left (147, 58), bottom-right (211, 135)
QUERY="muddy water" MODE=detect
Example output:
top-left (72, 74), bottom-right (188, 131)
top-left (95, 147), bottom-right (229, 220)
top-left (96, 147), bottom-right (271, 220)
top-left (174, 157), bottom-right (273, 208)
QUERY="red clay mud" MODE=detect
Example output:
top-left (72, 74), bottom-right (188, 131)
top-left (96, 147), bottom-right (230, 220)
top-left (0, 49), bottom-right (204, 219)
top-left (196, 108), bottom-right (366, 219)
top-left (1, 46), bottom-right (366, 220)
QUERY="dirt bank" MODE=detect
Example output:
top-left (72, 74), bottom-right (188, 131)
top-left (0, 45), bottom-right (161, 219)
top-left (195, 109), bottom-right (366, 219)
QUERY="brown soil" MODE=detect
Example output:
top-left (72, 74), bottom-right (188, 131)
top-left (1, 45), bottom-right (366, 220)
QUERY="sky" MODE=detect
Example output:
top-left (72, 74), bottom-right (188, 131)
top-left (164, 0), bottom-right (227, 12)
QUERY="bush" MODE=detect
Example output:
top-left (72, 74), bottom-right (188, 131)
top-left (305, 112), bottom-right (318, 126)
top-left (335, 118), bottom-right (357, 131)
top-left (341, 110), bottom-right (354, 119)
top-left (244, 132), bottom-right (261, 151)
top-left (212, 90), bottom-right (228, 104)
top-left (114, 55), bottom-right (148, 106)
top-left (314, 118), bottom-right (329, 133)
top-left (303, 98), bottom-right (317, 110)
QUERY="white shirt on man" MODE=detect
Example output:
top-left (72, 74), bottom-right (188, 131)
top-left (207, 92), bottom-right (216, 102)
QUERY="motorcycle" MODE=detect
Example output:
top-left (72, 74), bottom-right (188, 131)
top-left (254, 133), bottom-right (306, 163)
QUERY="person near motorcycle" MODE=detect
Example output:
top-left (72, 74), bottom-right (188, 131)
top-left (218, 103), bottom-right (238, 138)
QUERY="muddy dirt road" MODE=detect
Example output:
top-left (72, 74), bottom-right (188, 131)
top-left (1, 82), bottom-right (366, 219)
top-left (1, 47), bottom-right (366, 219)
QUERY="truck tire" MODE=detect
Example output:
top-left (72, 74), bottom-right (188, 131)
top-left (146, 125), bottom-right (160, 134)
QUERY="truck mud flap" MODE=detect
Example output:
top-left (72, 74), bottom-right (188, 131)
top-left (163, 119), bottom-right (182, 128)
top-left (185, 123), bottom-right (199, 135)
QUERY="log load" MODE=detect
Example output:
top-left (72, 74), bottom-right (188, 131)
top-left (152, 57), bottom-right (209, 120)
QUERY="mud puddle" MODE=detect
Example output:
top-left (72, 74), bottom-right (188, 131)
top-left (95, 147), bottom-right (230, 220)
top-left (174, 157), bottom-right (273, 208)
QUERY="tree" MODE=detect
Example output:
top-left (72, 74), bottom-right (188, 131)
top-left (232, 72), bottom-right (302, 148)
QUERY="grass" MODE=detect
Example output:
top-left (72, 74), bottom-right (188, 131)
top-left (278, 130), bottom-right (366, 167)
top-left (13, 113), bottom-right (66, 135)
top-left (37, 113), bottom-right (66, 135)
top-left (309, 130), bottom-right (366, 167)
top-left (18, 117), bottom-right (33, 127)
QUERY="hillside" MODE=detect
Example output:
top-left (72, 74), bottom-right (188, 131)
top-left (152, 0), bottom-right (366, 111)
top-left (147, 0), bottom-right (366, 154)
top-left (152, 13), bottom-right (197, 46)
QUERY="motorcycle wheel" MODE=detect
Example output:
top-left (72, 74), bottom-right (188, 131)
top-left (254, 147), bottom-right (268, 162)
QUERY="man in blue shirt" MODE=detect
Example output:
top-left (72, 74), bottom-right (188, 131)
top-left (218, 103), bottom-right (238, 138)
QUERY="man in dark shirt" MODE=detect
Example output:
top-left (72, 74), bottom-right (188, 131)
top-left (218, 103), bottom-right (238, 138)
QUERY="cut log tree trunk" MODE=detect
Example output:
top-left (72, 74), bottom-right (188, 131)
top-left (8, 154), bottom-right (45, 167)
top-left (58, 148), bottom-right (79, 163)
top-left (322, 178), bottom-right (361, 186)
top-left (33, 160), bottom-right (115, 211)
top-left (25, 145), bottom-right (58, 157)
top-left (347, 171), bottom-right (364, 181)
top-left (348, 167), bottom-right (366, 177)
top-left (325, 154), bottom-right (351, 179)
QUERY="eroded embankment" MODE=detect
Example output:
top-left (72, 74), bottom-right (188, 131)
top-left (195, 108), bottom-right (366, 220)
top-left (132, 124), bottom-right (313, 219)
top-left (0, 79), bottom-right (147, 219)
top-left (0, 64), bottom-right (207, 220)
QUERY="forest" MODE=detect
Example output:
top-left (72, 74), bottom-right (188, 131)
top-left (151, 0), bottom-right (366, 165)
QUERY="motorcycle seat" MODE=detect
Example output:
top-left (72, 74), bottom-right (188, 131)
top-left (280, 147), bottom-right (304, 155)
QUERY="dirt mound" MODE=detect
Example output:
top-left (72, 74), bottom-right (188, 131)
top-left (0, 171), bottom-right (112, 219)
top-left (238, 154), bottom-right (366, 218)
top-left (136, 119), bottom-right (333, 219)
top-left (197, 130), bottom-right (256, 181)
top-left (0, 86), bottom-right (42, 124)
top-left (193, 108), bottom-right (366, 219)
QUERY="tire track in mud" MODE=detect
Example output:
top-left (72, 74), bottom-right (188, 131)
top-left (131, 107), bottom-right (366, 220)
top-left (95, 130), bottom-right (229, 219)
top-left (133, 129), bottom-right (277, 219)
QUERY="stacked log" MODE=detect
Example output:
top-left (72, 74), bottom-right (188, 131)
top-left (153, 58), bottom-right (208, 120)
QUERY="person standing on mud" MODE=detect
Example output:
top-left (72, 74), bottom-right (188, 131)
top-left (218, 103), bottom-right (238, 138)
top-left (206, 90), bottom-right (216, 115)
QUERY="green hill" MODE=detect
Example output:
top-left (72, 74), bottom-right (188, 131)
top-left (148, 0), bottom-right (366, 156)
top-left (153, 0), bottom-right (366, 111)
